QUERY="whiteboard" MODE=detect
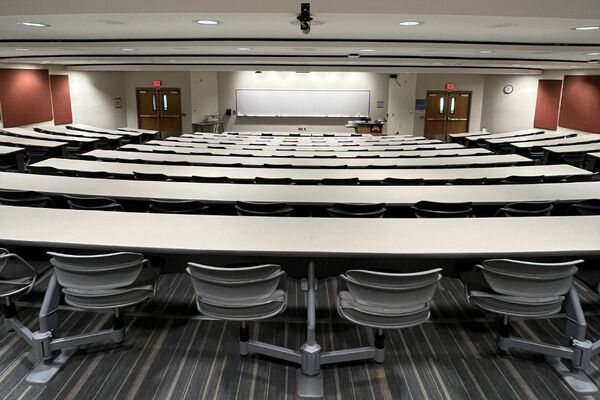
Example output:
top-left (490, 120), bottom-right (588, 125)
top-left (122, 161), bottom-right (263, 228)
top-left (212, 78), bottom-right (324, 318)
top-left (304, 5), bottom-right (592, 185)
top-left (236, 89), bottom-right (370, 118)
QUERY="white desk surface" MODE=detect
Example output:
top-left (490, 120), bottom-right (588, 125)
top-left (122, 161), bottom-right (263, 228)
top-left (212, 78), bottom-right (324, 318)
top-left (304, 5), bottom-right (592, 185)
top-left (448, 131), bottom-right (489, 139)
top-left (85, 149), bottom-right (529, 168)
top-left (33, 159), bottom-right (591, 182)
top-left (67, 124), bottom-right (144, 137)
top-left (152, 140), bottom-right (463, 152)
top-left (192, 132), bottom-right (424, 142)
top-left (2, 171), bottom-right (598, 206)
top-left (177, 135), bottom-right (436, 145)
top-left (1, 206), bottom-right (598, 258)
top-left (0, 145), bottom-right (24, 155)
top-left (123, 144), bottom-right (491, 158)
top-left (466, 129), bottom-right (545, 142)
top-left (118, 127), bottom-right (159, 135)
top-left (512, 135), bottom-right (600, 149)
top-left (222, 131), bottom-right (376, 137)
top-left (545, 142), bottom-right (600, 154)
top-left (36, 125), bottom-right (123, 140)
top-left (487, 132), bottom-right (576, 145)
top-left (589, 152), bottom-right (600, 160)
top-left (1, 128), bottom-right (98, 144)
top-left (0, 134), bottom-right (68, 148)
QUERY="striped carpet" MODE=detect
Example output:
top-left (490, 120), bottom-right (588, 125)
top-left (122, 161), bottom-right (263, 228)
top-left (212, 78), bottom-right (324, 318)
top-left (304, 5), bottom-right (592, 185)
top-left (1, 274), bottom-right (600, 400)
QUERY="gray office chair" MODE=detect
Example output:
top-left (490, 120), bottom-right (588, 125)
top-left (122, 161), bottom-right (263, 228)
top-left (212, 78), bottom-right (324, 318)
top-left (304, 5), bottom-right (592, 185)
top-left (65, 195), bottom-right (124, 211)
top-left (337, 269), bottom-right (441, 362)
top-left (326, 203), bottom-right (386, 218)
top-left (411, 201), bottom-right (473, 218)
top-left (0, 189), bottom-right (53, 208)
top-left (147, 199), bottom-right (209, 214)
top-left (133, 171), bottom-right (171, 181)
top-left (495, 201), bottom-right (554, 217)
top-left (464, 259), bottom-right (589, 364)
top-left (6, 252), bottom-right (158, 384)
top-left (567, 199), bottom-right (600, 215)
top-left (235, 201), bottom-right (294, 217)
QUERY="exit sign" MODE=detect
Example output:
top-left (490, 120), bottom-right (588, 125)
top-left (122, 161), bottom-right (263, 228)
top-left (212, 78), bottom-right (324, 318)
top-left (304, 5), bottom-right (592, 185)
top-left (446, 83), bottom-right (455, 90)
top-left (153, 80), bottom-right (162, 87)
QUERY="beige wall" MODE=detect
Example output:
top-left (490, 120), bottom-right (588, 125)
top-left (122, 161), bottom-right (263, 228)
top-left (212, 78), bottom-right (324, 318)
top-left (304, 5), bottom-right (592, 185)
top-left (387, 74), bottom-right (417, 135)
top-left (190, 71), bottom-right (220, 124)
top-left (217, 71), bottom-right (390, 133)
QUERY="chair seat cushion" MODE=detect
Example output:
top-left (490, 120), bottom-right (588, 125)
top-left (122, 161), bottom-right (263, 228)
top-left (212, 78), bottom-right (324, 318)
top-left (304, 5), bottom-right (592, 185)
top-left (196, 289), bottom-right (286, 321)
top-left (0, 277), bottom-right (34, 297)
top-left (468, 290), bottom-right (563, 317)
top-left (337, 290), bottom-right (430, 329)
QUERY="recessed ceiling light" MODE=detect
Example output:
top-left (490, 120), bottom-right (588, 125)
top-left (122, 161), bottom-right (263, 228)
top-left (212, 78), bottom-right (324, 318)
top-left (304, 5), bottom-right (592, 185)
top-left (478, 50), bottom-right (494, 54)
top-left (569, 65), bottom-right (580, 68)
top-left (20, 22), bottom-right (50, 27)
top-left (121, 48), bottom-right (137, 51)
top-left (14, 48), bottom-right (29, 51)
top-left (237, 47), bottom-right (252, 51)
top-left (348, 54), bottom-right (360, 59)
top-left (359, 49), bottom-right (376, 52)
top-left (585, 52), bottom-right (600, 56)
top-left (398, 21), bottom-right (423, 26)
top-left (40, 61), bottom-right (50, 64)
top-left (573, 26), bottom-right (600, 31)
top-left (195, 20), bottom-right (221, 25)
top-left (168, 60), bottom-right (177, 63)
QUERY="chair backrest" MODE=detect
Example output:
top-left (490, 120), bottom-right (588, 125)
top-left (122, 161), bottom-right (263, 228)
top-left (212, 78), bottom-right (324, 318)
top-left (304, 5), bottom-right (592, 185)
top-left (133, 171), bottom-right (170, 181)
top-left (0, 189), bottom-right (52, 208)
top-left (48, 252), bottom-right (146, 290)
top-left (477, 259), bottom-right (581, 298)
top-left (411, 201), bottom-right (473, 218)
top-left (191, 176), bottom-right (233, 184)
top-left (254, 177), bottom-right (295, 185)
top-left (235, 201), bottom-right (293, 217)
top-left (326, 203), bottom-right (386, 218)
top-left (447, 177), bottom-right (487, 185)
top-left (0, 248), bottom-right (37, 281)
top-left (76, 171), bottom-right (113, 179)
top-left (558, 153), bottom-right (585, 167)
top-left (340, 269), bottom-right (441, 309)
top-left (568, 199), bottom-right (600, 215)
top-left (496, 201), bottom-right (554, 217)
top-left (381, 177), bottom-right (425, 186)
top-left (502, 175), bottom-right (544, 184)
top-left (319, 177), bottom-right (360, 185)
top-left (65, 195), bottom-right (124, 211)
top-left (29, 165), bottom-right (65, 176)
top-left (148, 199), bottom-right (209, 214)
top-left (187, 263), bottom-right (285, 303)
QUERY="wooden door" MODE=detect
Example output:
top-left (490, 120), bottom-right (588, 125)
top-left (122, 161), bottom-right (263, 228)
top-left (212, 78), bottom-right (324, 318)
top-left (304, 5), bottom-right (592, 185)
top-left (136, 89), bottom-right (161, 132)
top-left (136, 88), bottom-right (182, 138)
top-left (446, 92), bottom-right (471, 135)
top-left (424, 91), bottom-right (471, 140)
top-left (424, 92), bottom-right (448, 141)
top-left (159, 89), bottom-right (182, 138)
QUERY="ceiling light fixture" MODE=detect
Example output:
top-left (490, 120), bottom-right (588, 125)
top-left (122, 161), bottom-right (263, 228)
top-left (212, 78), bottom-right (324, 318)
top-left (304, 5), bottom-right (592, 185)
top-left (359, 49), bottom-right (376, 52)
top-left (14, 48), bottom-right (30, 51)
top-left (478, 50), bottom-right (494, 54)
top-left (195, 20), bottom-right (221, 25)
top-left (121, 48), bottom-right (137, 51)
top-left (20, 22), bottom-right (50, 27)
top-left (237, 47), bottom-right (252, 51)
top-left (348, 54), bottom-right (360, 59)
top-left (398, 21), bottom-right (423, 26)
top-left (573, 26), bottom-right (600, 31)
top-left (585, 52), bottom-right (600, 56)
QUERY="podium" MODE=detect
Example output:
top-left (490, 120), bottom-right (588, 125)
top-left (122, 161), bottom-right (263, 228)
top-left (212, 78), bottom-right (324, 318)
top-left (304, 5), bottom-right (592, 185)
top-left (353, 122), bottom-right (385, 136)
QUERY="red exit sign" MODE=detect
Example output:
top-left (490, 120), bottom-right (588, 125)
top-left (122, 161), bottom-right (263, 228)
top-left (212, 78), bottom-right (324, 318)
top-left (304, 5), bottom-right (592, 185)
top-left (446, 83), bottom-right (455, 90)
top-left (153, 80), bottom-right (162, 87)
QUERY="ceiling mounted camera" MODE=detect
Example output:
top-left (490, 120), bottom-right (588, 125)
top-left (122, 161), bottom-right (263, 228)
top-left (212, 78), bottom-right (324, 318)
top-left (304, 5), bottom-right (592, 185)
top-left (297, 3), bottom-right (312, 34)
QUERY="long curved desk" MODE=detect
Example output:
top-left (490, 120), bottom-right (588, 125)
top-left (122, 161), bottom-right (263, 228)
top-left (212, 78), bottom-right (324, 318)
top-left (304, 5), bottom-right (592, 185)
top-left (122, 144), bottom-right (491, 158)
top-left (465, 129), bottom-right (544, 145)
top-left (1, 172), bottom-right (598, 206)
top-left (0, 135), bottom-right (68, 157)
top-left (84, 150), bottom-right (531, 168)
top-left (512, 134), bottom-right (600, 149)
top-left (1, 127), bottom-right (99, 147)
top-left (31, 158), bottom-right (591, 183)
top-left (35, 125), bottom-right (123, 141)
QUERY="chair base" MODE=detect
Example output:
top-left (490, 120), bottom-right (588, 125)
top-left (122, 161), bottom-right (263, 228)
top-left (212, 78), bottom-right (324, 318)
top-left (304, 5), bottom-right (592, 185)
top-left (547, 356), bottom-right (598, 394)
top-left (296, 369), bottom-right (324, 399)
top-left (26, 349), bottom-right (75, 384)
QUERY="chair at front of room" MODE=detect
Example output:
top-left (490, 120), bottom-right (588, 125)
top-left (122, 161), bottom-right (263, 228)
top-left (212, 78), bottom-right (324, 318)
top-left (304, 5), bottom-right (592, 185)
top-left (567, 199), bottom-right (600, 215)
top-left (411, 201), bottom-right (473, 218)
top-left (336, 269), bottom-right (442, 363)
top-left (326, 203), bottom-right (386, 218)
top-left (319, 177), bottom-right (360, 185)
top-left (235, 201), bottom-right (294, 217)
top-left (147, 199), bottom-right (209, 214)
top-left (495, 201), bottom-right (554, 217)
top-left (133, 171), bottom-right (171, 181)
top-left (0, 189), bottom-right (53, 208)
top-left (64, 195), bottom-right (124, 211)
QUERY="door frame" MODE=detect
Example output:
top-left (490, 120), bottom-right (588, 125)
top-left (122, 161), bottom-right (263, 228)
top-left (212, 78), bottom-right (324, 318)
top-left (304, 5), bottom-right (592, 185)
top-left (135, 87), bottom-right (182, 135)
top-left (424, 90), bottom-right (473, 139)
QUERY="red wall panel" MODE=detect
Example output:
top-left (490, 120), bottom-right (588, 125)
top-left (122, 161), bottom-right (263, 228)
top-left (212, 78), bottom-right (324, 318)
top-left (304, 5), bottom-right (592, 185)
top-left (50, 75), bottom-right (73, 125)
top-left (533, 79), bottom-right (562, 130)
top-left (558, 75), bottom-right (600, 134)
top-left (0, 68), bottom-right (53, 128)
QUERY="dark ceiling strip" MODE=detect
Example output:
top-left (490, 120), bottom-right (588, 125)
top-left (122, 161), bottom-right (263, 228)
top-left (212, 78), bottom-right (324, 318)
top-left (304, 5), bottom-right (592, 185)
top-left (63, 62), bottom-right (544, 71)
top-left (0, 37), bottom-right (599, 48)
top-left (0, 54), bottom-right (591, 64)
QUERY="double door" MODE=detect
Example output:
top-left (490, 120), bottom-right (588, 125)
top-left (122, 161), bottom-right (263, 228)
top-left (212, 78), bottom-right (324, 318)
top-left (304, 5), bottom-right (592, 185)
top-left (424, 91), bottom-right (471, 141)
top-left (136, 88), bottom-right (182, 138)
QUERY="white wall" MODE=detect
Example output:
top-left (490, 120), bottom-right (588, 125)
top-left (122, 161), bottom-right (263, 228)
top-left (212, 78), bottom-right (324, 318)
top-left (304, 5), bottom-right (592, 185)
top-left (123, 71), bottom-right (193, 131)
top-left (387, 74), bottom-right (417, 135)
top-left (190, 71), bottom-right (220, 123)
top-left (217, 71), bottom-right (389, 133)
top-left (413, 74), bottom-right (485, 135)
